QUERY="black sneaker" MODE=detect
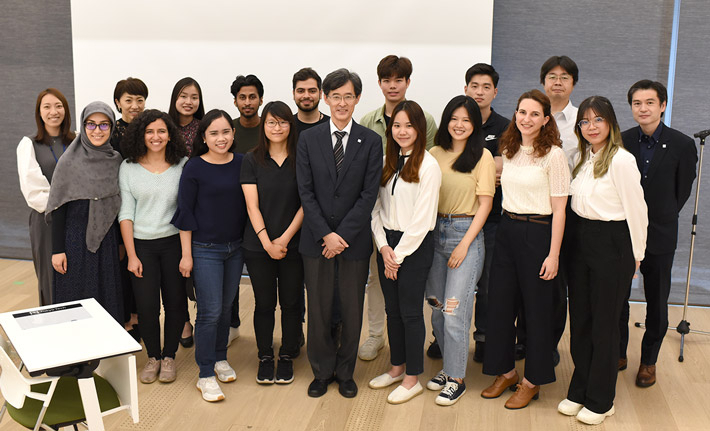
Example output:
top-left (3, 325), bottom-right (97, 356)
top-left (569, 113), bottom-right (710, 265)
top-left (435, 377), bottom-right (466, 406)
top-left (256, 357), bottom-right (275, 384)
top-left (473, 341), bottom-right (485, 363)
top-left (426, 339), bottom-right (442, 359)
top-left (275, 358), bottom-right (294, 384)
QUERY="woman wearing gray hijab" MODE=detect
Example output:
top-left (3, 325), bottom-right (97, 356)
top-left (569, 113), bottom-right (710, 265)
top-left (46, 101), bottom-right (124, 322)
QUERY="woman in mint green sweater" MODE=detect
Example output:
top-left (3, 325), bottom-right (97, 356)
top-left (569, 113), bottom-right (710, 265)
top-left (118, 109), bottom-right (188, 384)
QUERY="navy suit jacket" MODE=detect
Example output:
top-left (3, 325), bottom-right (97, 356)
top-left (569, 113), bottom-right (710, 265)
top-left (622, 124), bottom-right (697, 254)
top-left (296, 120), bottom-right (383, 260)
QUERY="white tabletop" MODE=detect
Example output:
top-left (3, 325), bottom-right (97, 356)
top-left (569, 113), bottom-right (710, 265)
top-left (0, 298), bottom-right (142, 374)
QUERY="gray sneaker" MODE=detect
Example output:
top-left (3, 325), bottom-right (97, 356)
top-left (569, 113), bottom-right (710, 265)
top-left (140, 357), bottom-right (161, 384)
top-left (159, 357), bottom-right (176, 383)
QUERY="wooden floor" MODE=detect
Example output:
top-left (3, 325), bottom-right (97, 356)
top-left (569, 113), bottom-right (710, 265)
top-left (1, 258), bottom-right (709, 431)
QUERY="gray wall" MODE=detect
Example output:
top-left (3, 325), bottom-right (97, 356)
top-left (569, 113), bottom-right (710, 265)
top-left (491, 0), bottom-right (710, 305)
top-left (0, 0), bottom-right (75, 259)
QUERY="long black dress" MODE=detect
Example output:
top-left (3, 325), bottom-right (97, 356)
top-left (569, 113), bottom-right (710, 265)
top-left (53, 199), bottom-right (123, 322)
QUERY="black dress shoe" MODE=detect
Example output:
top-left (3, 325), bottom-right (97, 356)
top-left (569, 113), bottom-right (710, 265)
top-left (308, 378), bottom-right (331, 398)
top-left (426, 339), bottom-right (442, 359)
top-left (179, 334), bottom-right (194, 348)
top-left (338, 379), bottom-right (358, 398)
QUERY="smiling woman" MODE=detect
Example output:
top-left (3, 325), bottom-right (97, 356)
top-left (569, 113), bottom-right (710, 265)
top-left (111, 77), bottom-right (148, 157)
top-left (44, 101), bottom-right (124, 323)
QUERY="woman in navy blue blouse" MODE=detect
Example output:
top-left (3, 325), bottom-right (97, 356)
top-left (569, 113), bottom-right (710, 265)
top-left (172, 109), bottom-right (247, 402)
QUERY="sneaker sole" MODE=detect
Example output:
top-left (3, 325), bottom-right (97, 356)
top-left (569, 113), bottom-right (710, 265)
top-left (140, 375), bottom-right (159, 384)
top-left (387, 388), bottom-right (423, 405)
top-left (275, 377), bottom-right (294, 385)
top-left (196, 386), bottom-right (225, 402)
top-left (435, 389), bottom-right (466, 406)
top-left (158, 375), bottom-right (176, 383)
top-left (426, 382), bottom-right (445, 391)
top-left (577, 407), bottom-right (615, 425)
top-left (256, 377), bottom-right (275, 385)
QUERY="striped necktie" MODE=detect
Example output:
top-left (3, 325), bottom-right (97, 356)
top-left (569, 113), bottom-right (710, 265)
top-left (334, 131), bottom-right (346, 174)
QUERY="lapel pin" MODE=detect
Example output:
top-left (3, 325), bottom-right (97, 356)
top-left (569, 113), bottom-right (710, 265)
top-left (662, 144), bottom-right (667, 148)
top-left (358, 139), bottom-right (361, 143)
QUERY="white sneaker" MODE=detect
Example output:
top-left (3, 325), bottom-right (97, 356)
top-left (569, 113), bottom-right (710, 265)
top-left (214, 360), bottom-right (237, 382)
top-left (426, 370), bottom-right (449, 391)
top-left (196, 376), bottom-right (225, 402)
top-left (368, 372), bottom-right (405, 389)
top-left (387, 382), bottom-right (423, 404)
top-left (558, 398), bottom-right (584, 416)
top-left (576, 406), bottom-right (615, 425)
top-left (358, 336), bottom-right (385, 361)
top-left (227, 327), bottom-right (240, 347)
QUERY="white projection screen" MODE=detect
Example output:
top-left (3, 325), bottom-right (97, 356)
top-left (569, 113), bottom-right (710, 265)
top-left (70, 0), bottom-right (494, 128)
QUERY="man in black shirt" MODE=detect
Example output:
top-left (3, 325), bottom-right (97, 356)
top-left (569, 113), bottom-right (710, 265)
top-left (292, 67), bottom-right (330, 134)
top-left (463, 63), bottom-right (510, 363)
top-left (230, 74), bottom-right (264, 154)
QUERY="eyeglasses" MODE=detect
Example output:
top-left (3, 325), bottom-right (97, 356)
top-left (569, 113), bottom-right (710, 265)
top-left (577, 117), bottom-right (605, 129)
top-left (328, 94), bottom-right (357, 103)
top-left (546, 73), bottom-right (572, 83)
top-left (265, 120), bottom-right (290, 128)
top-left (85, 122), bottom-right (111, 131)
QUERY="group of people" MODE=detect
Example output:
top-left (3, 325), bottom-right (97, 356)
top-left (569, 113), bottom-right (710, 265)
top-left (16, 54), bottom-right (697, 425)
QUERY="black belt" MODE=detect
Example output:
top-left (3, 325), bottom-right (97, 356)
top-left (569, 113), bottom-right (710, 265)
top-left (503, 210), bottom-right (551, 225)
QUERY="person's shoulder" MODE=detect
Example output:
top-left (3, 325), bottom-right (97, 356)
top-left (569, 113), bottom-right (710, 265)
top-left (620, 126), bottom-right (638, 142)
top-left (661, 125), bottom-right (694, 146)
top-left (613, 147), bottom-right (636, 165)
top-left (17, 136), bottom-right (34, 151)
top-left (352, 121), bottom-right (381, 143)
top-left (490, 109), bottom-right (511, 126)
top-left (300, 121), bottom-right (329, 141)
top-left (428, 145), bottom-right (444, 157)
top-left (422, 109), bottom-right (437, 125)
top-left (359, 107), bottom-right (381, 127)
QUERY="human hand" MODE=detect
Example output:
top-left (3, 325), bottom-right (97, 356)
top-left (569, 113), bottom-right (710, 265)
top-left (52, 253), bottom-right (67, 274)
top-left (447, 243), bottom-right (469, 269)
top-left (179, 256), bottom-right (193, 278)
top-left (539, 255), bottom-right (559, 280)
top-left (127, 255), bottom-right (143, 278)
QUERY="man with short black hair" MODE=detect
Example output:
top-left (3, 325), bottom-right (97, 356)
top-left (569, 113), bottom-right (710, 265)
top-left (230, 74), bottom-right (264, 154)
top-left (620, 79), bottom-right (697, 388)
top-left (540, 55), bottom-right (579, 168)
top-left (292, 67), bottom-right (330, 133)
top-left (357, 55), bottom-right (438, 361)
top-left (464, 63), bottom-right (509, 362)
top-left (297, 68), bottom-right (382, 399)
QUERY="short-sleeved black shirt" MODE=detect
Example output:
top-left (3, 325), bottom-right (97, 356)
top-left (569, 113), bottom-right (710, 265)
top-left (294, 112), bottom-right (330, 135)
top-left (482, 108), bottom-right (510, 224)
top-left (239, 151), bottom-right (301, 253)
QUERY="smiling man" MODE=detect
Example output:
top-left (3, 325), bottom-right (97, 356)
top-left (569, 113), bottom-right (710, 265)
top-left (292, 67), bottom-right (330, 133)
top-left (230, 74), bottom-right (264, 154)
top-left (540, 55), bottom-right (579, 168)
top-left (297, 68), bottom-right (382, 399)
top-left (357, 55), bottom-right (437, 362)
top-left (619, 79), bottom-right (697, 388)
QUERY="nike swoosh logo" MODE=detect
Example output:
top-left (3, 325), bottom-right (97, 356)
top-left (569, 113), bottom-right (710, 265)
top-left (485, 135), bottom-right (496, 141)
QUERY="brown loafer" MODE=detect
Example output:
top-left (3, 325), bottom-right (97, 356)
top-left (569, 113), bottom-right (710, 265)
top-left (635, 363), bottom-right (656, 387)
top-left (481, 371), bottom-right (519, 399)
top-left (504, 383), bottom-right (540, 409)
top-left (618, 358), bottom-right (628, 371)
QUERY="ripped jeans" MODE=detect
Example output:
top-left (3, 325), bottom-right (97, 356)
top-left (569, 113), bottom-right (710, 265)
top-left (425, 216), bottom-right (484, 379)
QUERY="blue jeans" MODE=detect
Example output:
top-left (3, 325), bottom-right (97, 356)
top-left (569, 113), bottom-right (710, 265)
top-left (425, 216), bottom-right (484, 379)
top-left (192, 240), bottom-right (243, 378)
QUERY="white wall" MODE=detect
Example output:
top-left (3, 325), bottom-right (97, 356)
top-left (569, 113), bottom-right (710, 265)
top-left (70, 0), bottom-right (493, 127)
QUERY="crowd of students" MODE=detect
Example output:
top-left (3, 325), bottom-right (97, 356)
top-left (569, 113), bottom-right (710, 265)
top-left (16, 54), bottom-right (698, 425)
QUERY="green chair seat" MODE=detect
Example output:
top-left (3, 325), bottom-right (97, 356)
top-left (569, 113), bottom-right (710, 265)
top-left (5, 374), bottom-right (120, 429)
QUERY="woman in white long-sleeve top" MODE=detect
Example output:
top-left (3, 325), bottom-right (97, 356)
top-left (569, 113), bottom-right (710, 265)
top-left (16, 88), bottom-right (75, 306)
top-left (368, 100), bottom-right (441, 404)
top-left (557, 96), bottom-right (648, 425)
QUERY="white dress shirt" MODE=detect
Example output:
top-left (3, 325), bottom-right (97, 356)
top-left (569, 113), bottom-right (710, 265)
top-left (371, 151), bottom-right (442, 264)
top-left (554, 101), bottom-right (579, 171)
top-left (17, 136), bottom-right (51, 213)
top-left (571, 147), bottom-right (648, 261)
top-left (329, 119), bottom-right (353, 152)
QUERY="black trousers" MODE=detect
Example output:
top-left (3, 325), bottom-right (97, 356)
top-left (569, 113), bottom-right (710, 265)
top-left (619, 251), bottom-right (675, 365)
top-left (130, 235), bottom-right (187, 359)
top-left (303, 254), bottom-right (368, 381)
top-left (244, 250), bottom-right (303, 359)
top-left (568, 218), bottom-right (635, 414)
top-left (377, 229), bottom-right (434, 376)
top-left (483, 214), bottom-right (555, 385)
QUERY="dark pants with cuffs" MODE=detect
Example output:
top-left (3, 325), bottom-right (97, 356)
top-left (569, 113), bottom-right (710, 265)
top-left (483, 213), bottom-right (555, 385)
top-left (245, 249), bottom-right (303, 359)
top-left (474, 221), bottom-right (498, 343)
top-left (130, 234), bottom-right (187, 359)
top-left (619, 251), bottom-right (675, 365)
top-left (377, 229), bottom-right (434, 376)
top-left (304, 254), bottom-right (368, 381)
top-left (567, 218), bottom-right (635, 414)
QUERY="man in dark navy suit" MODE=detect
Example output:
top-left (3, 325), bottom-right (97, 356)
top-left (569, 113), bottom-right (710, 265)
top-left (619, 79), bottom-right (697, 387)
top-left (296, 68), bottom-right (383, 398)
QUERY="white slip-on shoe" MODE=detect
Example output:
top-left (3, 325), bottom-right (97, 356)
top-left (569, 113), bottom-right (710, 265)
top-left (576, 406), bottom-right (615, 425)
top-left (368, 372), bottom-right (405, 389)
top-left (387, 382), bottom-right (423, 404)
top-left (558, 398), bottom-right (584, 416)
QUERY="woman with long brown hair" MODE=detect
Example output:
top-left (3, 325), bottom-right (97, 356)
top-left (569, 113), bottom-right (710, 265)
top-left (17, 88), bottom-right (76, 306)
top-left (367, 100), bottom-right (441, 404)
top-left (482, 89), bottom-right (570, 409)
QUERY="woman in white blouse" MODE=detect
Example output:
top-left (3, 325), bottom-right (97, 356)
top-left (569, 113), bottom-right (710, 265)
top-left (557, 96), bottom-right (647, 425)
top-left (16, 88), bottom-right (75, 306)
top-left (368, 101), bottom-right (441, 404)
top-left (482, 89), bottom-right (570, 409)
